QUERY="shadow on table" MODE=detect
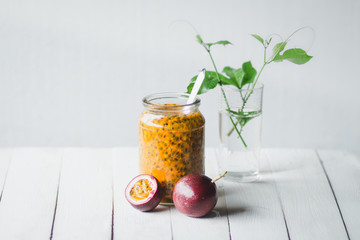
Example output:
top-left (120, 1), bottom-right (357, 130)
top-left (150, 205), bottom-right (170, 213)
top-left (204, 206), bottom-right (247, 218)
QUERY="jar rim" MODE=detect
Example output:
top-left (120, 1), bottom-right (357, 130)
top-left (142, 92), bottom-right (201, 110)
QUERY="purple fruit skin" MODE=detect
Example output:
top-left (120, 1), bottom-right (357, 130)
top-left (173, 174), bottom-right (218, 217)
top-left (125, 175), bottom-right (163, 212)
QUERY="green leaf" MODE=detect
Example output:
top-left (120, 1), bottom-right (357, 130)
top-left (251, 34), bottom-right (264, 45)
top-left (219, 75), bottom-right (238, 86)
top-left (227, 109), bottom-right (256, 127)
top-left (241, 61), bottom-right (257, 88)
top-left (186, 71), bottom-right (230, 94)
top-left (206, 71), bottom-right (232, 85)
top-left (206, 40), bottom-right (232, 48)
top-left (214, 40), bottom-right (232, 46)
top-left (222, 62), bottom-right (257, 89)
top-left (266, 37), bottom-right (272, 47)
top-left (237, 115), bottom-right (255, 127)
top-left (272, 42), bottom-right (287, 57)
top-left (226, 109), bottom-right (238, 115)
top-left (222, 66), bottom-right (236, 80)
top-left (222, 66), bottom-right (244, 88)
top-left (196, 35), bottom-right (204, 44)
top-left (273, 48), bottom-right (313, 64)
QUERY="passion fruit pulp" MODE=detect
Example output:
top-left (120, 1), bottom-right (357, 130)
top-left (125, 174), bottom-right (162, 212)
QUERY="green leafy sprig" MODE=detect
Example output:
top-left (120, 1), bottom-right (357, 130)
top-left (187, 30), bottom-right (313, 148)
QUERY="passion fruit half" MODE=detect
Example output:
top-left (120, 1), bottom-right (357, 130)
top-left (125, 174), bottom-right (162, 212)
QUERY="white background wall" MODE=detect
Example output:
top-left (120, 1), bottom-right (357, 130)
top-left (1, 0), bottom-right (359, 157)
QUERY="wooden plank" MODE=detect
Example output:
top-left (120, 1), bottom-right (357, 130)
top-left (170, 148), bottom-right (230, 240)
top-left (222, 150), bottom-right (289, 240)
top-left (0, 149), bottom-right (12, 201)
top-left (318, 150), bottom-right (360, 239)
top-left (52, 148), bottom-right (113, 240)
top-left (112, 147), bottom-right (172, 240)
top-left (266, 149), bottom-right (348, 240)
top-left (0, 148), bottom-right (62, 239)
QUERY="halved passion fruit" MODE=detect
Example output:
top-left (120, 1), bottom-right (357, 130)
top-left (125, 174), bottom-right (162, 212)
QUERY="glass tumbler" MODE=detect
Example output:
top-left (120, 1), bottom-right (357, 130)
top-left (216, 83), bottom-right (263, 182)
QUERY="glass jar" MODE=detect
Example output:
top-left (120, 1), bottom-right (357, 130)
top-left (139, 92), bottom-right (205, 204)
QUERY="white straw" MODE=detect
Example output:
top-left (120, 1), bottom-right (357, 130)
top-left (187, 68), bottom-right (206, 104)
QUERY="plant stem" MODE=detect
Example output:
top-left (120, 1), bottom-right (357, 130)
top-left (249, 28), bottom-right (307, 94)
top-left (233, 27), bottom-right (306, 127)
top-left (227, 58), bottom-right (267, 137)
top-left (205, 48), bottom-right (248, 148)
top-left (243, 62), bottom-right (266, 105)
top-left (241, 44), bottom-right (267, 112)
top-left (227, 120), bottom-right (238, 136)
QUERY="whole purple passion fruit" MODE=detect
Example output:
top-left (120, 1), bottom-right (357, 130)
top-left (173, 172), bottom-right (226, 218)
top-left (125, 174), bottom-right (162, 212)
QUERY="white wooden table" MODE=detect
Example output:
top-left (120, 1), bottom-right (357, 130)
top-left (0, 148), bottom-right (358, 240)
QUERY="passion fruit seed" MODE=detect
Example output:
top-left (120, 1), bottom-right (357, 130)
top-left (130, 179), bottom-right (152, 201)
top-left (125, 174), bottom-right (162, 212)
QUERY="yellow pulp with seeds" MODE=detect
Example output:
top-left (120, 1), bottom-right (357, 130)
top-left (139, 109), bottom-right (205, 204)
top-left (130, 179), bottom-right (152, 201)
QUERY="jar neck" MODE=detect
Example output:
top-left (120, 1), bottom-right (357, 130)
top-left (142, 92), bottom-right (200, 113)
